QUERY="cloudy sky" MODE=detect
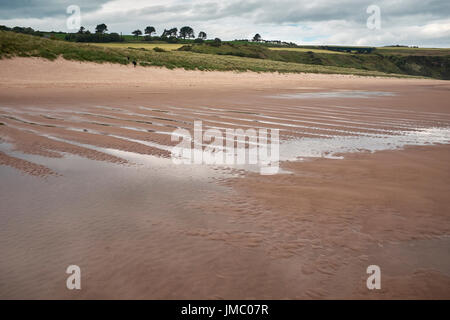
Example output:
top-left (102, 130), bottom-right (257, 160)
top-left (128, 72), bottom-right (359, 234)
top-left (1, 0), bottom-right (449, 47)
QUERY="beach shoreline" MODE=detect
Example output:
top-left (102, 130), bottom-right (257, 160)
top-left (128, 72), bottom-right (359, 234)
top-left (0, 57), bottom-right (449, 299)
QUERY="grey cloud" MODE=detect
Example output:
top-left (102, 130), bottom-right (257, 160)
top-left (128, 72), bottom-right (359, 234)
top-left (0, 0), bottom-right (109, 19)
top-left (98, 0), bottom-right (450, 28)
top-left (0, 0), bottom-right (449, 47)
top-left (2, 0), bottom-right (449, 25)
top-left (250, 0), bottom-right (450, 24)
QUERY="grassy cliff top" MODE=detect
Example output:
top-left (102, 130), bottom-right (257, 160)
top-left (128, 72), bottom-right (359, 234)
top-left (0, 31), bottom-right (421, 78)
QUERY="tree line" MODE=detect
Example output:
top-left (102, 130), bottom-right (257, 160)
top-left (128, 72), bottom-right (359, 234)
top-left (132, 26), bottom-right (206, 40)
top-left (1, 23), bottom-right (268, 46)
top-left (133, 26), bottom-right (207, 41)
top-left (0, 25), bottom-right (44, 37)
top-left (64, 24), bottom-right (210, 43)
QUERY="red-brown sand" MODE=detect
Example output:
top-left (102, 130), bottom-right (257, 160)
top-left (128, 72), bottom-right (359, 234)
top-left (0, 58), bottom-right (449, 299)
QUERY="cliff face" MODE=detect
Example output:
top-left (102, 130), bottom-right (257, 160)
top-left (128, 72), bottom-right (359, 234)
top-left (386, 55), bottom-right (450, 80)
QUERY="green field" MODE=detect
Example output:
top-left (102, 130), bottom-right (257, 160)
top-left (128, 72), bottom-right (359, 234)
top-left (94, 43), bottom-right (184, 51)
top-left (376, 46), bottom-right (450, 56)
top-left (269, 47), bottom-right (348, 55)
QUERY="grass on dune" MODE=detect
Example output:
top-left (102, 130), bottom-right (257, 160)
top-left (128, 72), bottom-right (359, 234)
top-left (0, 31), bottom-right (418, 78)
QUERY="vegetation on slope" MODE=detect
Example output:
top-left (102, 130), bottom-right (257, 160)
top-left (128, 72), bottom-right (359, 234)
top-left (179, 43), bottom-right (450, 79)
top-left (0, 31), bottom-right (414, 78)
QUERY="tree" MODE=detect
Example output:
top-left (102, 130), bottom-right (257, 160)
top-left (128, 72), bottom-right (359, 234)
top-left (132, 29), bottom-right (142, 38)
top-left (179, 26), bottom-right (194, 39)
top-left (161, 27), bottom-right (177, 38)
top-left (212, 37), bottom-right (222, 47)
top-left (12, 26), bottom-right (25, 33)
top-left (144, 26), bottom-right (156, 36)
top-left (198, 31), bottom-right (207, 40)
top-left (95, 23), bottom-right (108, 34)
top-left (170, 28), bottom-right (178, 37)
top-left (253, 33), bottom-right (262, 42)
top-left (78, 26), bottom-right (85, 34)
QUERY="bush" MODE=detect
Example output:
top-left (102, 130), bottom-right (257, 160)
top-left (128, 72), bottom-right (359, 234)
top-left (153, 47), bottom-right (166, 52)
top-left (166, 36), bottom-right (179, 43)
top-left (1, 25), bottom-right (43, 37)
top-left (211, 38), bottom-right (222, 47)
top-left (65, 32), bottom-right (124, 43)
top-left (178, 45), bottom-right (192, 51)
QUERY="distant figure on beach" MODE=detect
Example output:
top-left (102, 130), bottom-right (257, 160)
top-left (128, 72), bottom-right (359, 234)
top-left (132, 60), bottom-right (137, 67)
top-left (127, 56), bottom-right (130, 61)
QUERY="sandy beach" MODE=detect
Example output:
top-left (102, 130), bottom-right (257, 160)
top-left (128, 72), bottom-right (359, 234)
top-left (0, 58), bottom-right (449, 299)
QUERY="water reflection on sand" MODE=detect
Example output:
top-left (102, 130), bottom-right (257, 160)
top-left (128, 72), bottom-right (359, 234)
top-left (1, 87), bottom-right (450, 299)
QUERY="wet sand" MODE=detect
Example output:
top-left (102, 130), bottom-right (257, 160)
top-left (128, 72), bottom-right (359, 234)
top-left (0, 58), bottom-right (449, 299)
